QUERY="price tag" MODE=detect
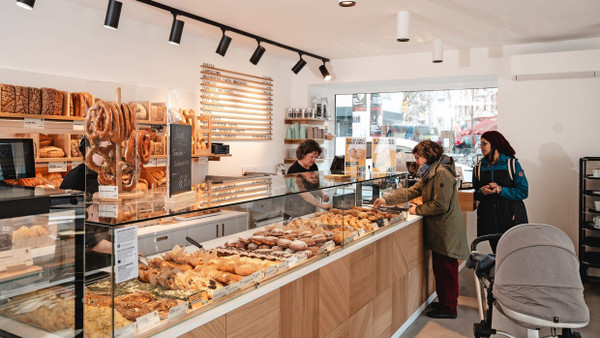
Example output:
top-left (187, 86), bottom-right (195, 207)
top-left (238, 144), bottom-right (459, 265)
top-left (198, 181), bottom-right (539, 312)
top-left (277, 260), bottom-right (289, 272)
top-left (147, 158), bottom-right (157, 167)
top-left (24, 118), bottom-right (44, 129)
top-left (73, 121), bottom-right (84, 131)
top-left (48, 161), bottom-right (67, 173)
top-left (227, 282), bottom-right (241, 294)
top-left (114, 322), bottom-right (136, 338)
top-left (157, 158), bottom-right (167, 167)
top-left (239, 275), bottom-right (256, 289)
top-left (287, 255), bottom-right (299, 267)
top-left (342, 233), bottom-right (357, 245)
top-left (358, 228), bottom-right (366, 237)
top-left (372, 222), bottom-right (380, 231)
top-left (135, 310), bottom-right (160, 332)
top-left (318, 240), bottom-right (336, 254)
top-left (114, 226), bottom-right (138, 284)
top-left (99, 185), bottom-right (118, 199)
top-left (188, 291), bottom-right (208, 306)
top-left (0, 248), bottom-right (34, 272)
top-left (99, 204), bottom-right (118, 218)
top-left (71, 161), bottom-right (83, 167)
top-left (295, 251), bottom-right (307, 263)
top-left (212, 287), bottom-right (227, 300)
top-left (168, 301), bottom-right (188, 320)
top-left (252, 269), bottom-right (265, 281)
top-left (264, 264), bottom-right (277, 278)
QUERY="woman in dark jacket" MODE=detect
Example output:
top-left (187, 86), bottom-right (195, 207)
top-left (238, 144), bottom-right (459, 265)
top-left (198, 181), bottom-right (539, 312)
top-left (473, 131), bottom-right (528, 253)
top-left (374, 140), bottom-right (469, 319)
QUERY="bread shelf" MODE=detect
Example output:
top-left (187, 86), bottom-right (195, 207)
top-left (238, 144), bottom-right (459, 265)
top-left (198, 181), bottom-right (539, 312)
top-left (284, 118), bottom-right (328, 124)
top-left (35, 157), bottom-right (81, 163)
top-left (0, 112), bottom-right (85, 121)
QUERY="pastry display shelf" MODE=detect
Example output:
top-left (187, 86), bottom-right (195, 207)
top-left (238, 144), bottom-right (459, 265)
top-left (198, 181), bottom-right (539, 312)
top-left (35, 157), bottom-right (83, 163)
top-left (0, 112), bottom-right (85, 122)
top-left (284, 118), bottom-right (328, 125)
top-left (284, 138), bottom-right (325, 144)
top-left (144, 214), bottom-right (422, 337)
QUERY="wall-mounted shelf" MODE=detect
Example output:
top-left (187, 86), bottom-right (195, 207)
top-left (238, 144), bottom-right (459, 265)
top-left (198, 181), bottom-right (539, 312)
top-left (284, 138), bottom-right (325, 144)
top-left (284, 118), bottom-right (327, 125)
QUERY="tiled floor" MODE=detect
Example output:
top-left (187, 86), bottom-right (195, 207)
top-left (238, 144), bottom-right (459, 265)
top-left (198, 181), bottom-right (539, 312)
top-left (401, 267), bottom-right (600, 338)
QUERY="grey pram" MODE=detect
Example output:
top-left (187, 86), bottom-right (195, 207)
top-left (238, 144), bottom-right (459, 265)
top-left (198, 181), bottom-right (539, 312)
top-left (468, 224), bottom-right (589, 338)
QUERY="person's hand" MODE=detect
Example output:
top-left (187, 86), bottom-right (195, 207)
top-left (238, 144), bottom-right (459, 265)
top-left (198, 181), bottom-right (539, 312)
top-left (408, 202), bottom-right (417, 215)
top-left (321, 203), bottom-right (332, 210)
top-left (322, 193), bottom-right (330, 202)
top-left (488, 182), bottom-right (502, 194)
top-left (481, 185), bottom-right (495, 195)
top-left (373, 198), bottom-right (386, 209)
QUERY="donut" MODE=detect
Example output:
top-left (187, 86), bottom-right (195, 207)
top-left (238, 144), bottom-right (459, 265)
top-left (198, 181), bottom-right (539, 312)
top-left (263, 236), bottom-right (278, 246)
top-left (238, 236), bottom-right (250, 245)
top-left (247, 243), bottom-right (259, 250)
top-left (276, 238), bottom-right (291, 248)
top-left (300, 238), bottom-right (316, 246)
top-left (270, 228), bottom-right (285, 237)
top-left (289, 240), bottom-right (308, 251)
top-left (251, 235), bottom-right (265, 245)
top-left (311, 234), bottom-right (327, 243)
top-left (298, 231), bottom-right (313, 238)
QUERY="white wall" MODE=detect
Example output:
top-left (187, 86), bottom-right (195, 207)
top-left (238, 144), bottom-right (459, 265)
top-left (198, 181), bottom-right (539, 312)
top-left (300, 40), bottom-right (600, 248)
top-left (0, 0), bottom-right (324, 176)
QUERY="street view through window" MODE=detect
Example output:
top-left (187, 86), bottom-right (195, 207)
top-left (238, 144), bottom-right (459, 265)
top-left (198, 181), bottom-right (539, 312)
top-left (334, 88), bottom-right (498, 182)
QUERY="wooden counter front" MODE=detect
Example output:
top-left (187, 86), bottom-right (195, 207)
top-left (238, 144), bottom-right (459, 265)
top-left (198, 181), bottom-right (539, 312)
top-left (180, 218), bottom-right (433, 338)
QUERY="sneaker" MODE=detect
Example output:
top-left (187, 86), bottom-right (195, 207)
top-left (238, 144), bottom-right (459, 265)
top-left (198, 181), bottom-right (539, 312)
top-left (430, 301), bottom-right (442, 310)
top-left (426, 309), bottom-right (457, 319)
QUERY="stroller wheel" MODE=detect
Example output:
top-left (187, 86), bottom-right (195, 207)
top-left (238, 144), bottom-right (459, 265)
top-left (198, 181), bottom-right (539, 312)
top-left (473, 322), bottom-right (491, 338)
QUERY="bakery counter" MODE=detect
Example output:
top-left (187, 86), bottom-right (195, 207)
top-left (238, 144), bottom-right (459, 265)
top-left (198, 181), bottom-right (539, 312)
top-left (142, 214), bottom-right (432, 337)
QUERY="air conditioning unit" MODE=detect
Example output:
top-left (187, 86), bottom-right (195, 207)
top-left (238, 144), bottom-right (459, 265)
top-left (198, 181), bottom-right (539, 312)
top-left (511, 49), bottom-right (600, 80)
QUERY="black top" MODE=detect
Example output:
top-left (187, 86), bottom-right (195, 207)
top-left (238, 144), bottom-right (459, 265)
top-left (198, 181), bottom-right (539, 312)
top-left (287, 161), bottom-right (318, 174)
top-left (60, 163), bottom-right (99, 194)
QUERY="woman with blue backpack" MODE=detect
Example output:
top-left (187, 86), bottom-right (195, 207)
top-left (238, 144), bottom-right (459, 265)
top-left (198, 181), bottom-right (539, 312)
top-left (473, 131), bottom-right (529, 253)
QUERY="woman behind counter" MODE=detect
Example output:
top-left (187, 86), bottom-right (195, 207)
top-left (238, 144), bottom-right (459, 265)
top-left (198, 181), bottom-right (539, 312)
top-left (374, 140), bottom-right (468, 319)
top-left (284, 139), bottom-right (330, 219)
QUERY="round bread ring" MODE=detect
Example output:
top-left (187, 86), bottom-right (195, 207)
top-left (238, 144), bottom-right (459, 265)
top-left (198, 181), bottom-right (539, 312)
top-left (94, 101), bottom-right (113, 141)
top-left (121, 103), bottom-right (131, 140)
top-left (140, 130), bottom-right (151, 164)
top-left (85, 148), bottom-right (102, 173)
top-left (128, 103), bottom-right (136, 136)
top-left (97, 170), bottom-right (116, 186)
top-left (107, 102), bottom-right (123, 144)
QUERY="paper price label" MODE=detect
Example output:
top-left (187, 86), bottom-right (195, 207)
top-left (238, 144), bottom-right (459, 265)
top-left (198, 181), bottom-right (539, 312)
top-left (264, 264), bottom-right (277, 278)
top-left (372, 222), bottom-right (380, 231)
top-left (48, 161), bottom-right (67, 173)
top-left (147, 158), bottom-right (157, 167)
top-left (114, 322), bottom-right (136, 338)
top-left (295, 251), bottom-right (307, 263)
top-left (252, 269), bottom-right (265, 281)
top-left (240, 275), bottom-right (255, 289)
top-left (227, 282), bottom-right (241, 294)
top-left (136, 311), bottom-right (160, 332)
top-left (168, 301), bottom-right (189, 319)
top-left (212, 287), bottom-right (227, 300)
top-left (157, 158), bottom-right (167, 167)
top-left (24, 118), bottom-right (44, 129)
top-left (287, 256), bottom-right (299, 267)
top-left (188, 291), bottom-right (207, 306)
top-left (358, 228), bottom-right (366, 237)
top-left (99, 185), bottom-right (118, 199)
top-left (99, 204), bottom-right (118, 218)
top-left (73, 121), bottom-right (84, 131)
top-left (318, 240), bottom-right (336, 254)
top-left (0, 248), bottom-right (33, 272)
top-left (277, 260), bottom-right (289, 272)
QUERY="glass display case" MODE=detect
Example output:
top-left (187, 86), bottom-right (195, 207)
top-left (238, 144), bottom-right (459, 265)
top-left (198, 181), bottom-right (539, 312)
top-left (83, 171), bottom-right (409, 337)
top-left (0, 185), bottom-right (84, 337)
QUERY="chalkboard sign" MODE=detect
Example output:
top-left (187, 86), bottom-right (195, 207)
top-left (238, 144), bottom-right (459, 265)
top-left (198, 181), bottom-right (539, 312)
top-left (168, 124), bottom-right (192, 197)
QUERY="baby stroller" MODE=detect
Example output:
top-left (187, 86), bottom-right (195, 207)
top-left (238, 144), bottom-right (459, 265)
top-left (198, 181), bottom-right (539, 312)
top-left (467, 224), bottom-right (589, 338)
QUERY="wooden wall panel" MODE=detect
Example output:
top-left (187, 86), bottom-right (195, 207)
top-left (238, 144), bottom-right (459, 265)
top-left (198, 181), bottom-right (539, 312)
top-left (391, 276), bottom-right (408, 332)
top-left (319, 256), bottom-right (350, 337)
top-left (399, 221), bottom-right (424, 272)
top-left (227, 289), bottom-right (280, 338)
top-left (349, 244), bottom-right (375, 315)
top-left (349, 302), bottom-right (373, 338)
top-left (323, 319), bottom-right (349, 338)
top-left (374, 235), bottom-right (393, 293)
top-left (372, 288), bottom-right (392, 338)
top-left (280, 271), bottom-right (320, 338)
top-left (179, 315), bottom-right (226, 338)
top-left (391, 230), bottom-right (409, 281)
top-left (406, 264), bottom-right (427, 316)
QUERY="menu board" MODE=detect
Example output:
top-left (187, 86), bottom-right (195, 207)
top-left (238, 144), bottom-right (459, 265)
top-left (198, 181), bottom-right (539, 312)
top-left (168, 124), bottom-right (192, 197)
top-left (372, 138), bottom-right (396, 173)
top-left (345, 137), bottom-right (366, 172)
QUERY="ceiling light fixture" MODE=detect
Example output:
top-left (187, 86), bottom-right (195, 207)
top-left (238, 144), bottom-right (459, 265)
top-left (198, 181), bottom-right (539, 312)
top-left (249, 41), bottom-right (266, 65)
top-left (291, 54), bottom-right (307, 74)
top-left (397, 11), bottom-right (410, 42)
top-left (16, 0), bottom-right (35, 10)
top-left (216, 29), bottom-right (232, 56)
top-left (168, 14), bottom-right (184, 45)
top-left (338, 0), bottom-right (356, 7)
top-left (319, 61), bottom-right (332, 81)
top-left (433, 38), bottom-right (443, 63)
top-left (104, 0), bottom-right (122, 30)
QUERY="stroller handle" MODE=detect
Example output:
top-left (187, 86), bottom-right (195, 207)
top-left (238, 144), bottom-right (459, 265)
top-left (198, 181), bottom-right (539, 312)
top-left (471, 233), bottom-right (502, 251)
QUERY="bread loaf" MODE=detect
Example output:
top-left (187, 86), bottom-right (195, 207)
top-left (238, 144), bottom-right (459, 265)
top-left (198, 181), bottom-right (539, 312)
top-left (28, 87), bottom-right (42, 114)
top-left (15, 86), bottom-right (29, 114)
top-left (39, 146), bottom-right (65, 158)
top-left (73, 92), bottom-right (93, 117)
top-left (41, 87), bottom-right (63, 116)
top-left (68, 93), bottom-right (73, 116)
top-left (130, 102), bottom-right (147, 120)
top-left (1, 84), bottom-right (16, 113)
top-left (39, 134), bottom-right (53, 147)
top-left (70, 139), bottom-right (81, 157)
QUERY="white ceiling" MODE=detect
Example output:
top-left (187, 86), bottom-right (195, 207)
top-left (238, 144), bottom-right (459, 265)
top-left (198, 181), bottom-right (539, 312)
top-left (78, 0), bottom-right (600, 60)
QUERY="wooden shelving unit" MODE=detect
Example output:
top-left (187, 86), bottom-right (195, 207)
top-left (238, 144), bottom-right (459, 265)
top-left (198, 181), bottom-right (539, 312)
top-left (284, 118), bottom-right (327, 125)
top-left (284, 138), bottom-right (325, 144)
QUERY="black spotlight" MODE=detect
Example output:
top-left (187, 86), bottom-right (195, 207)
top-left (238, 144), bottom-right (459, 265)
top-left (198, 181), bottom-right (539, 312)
top-left (319, 62), bottom-right (332, 81)
top-left (216, 29), bottom-right (232, 56)
top-left (291, 55), bottom-right (307, 74)
top-left (338, 0), bottom-right (356, 7)
top-left (249, 41), bottom-right (266, 65)
top-left (169, 15), bottom-right (184, 45)
top-left (104, 0), bottom-right (122, 30)
top-left (16, 0), bottom-right (35, 10)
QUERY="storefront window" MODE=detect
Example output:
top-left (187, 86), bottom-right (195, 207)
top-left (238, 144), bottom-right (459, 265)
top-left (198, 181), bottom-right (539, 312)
top-left (334, 88), bottom-right (498, 181)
